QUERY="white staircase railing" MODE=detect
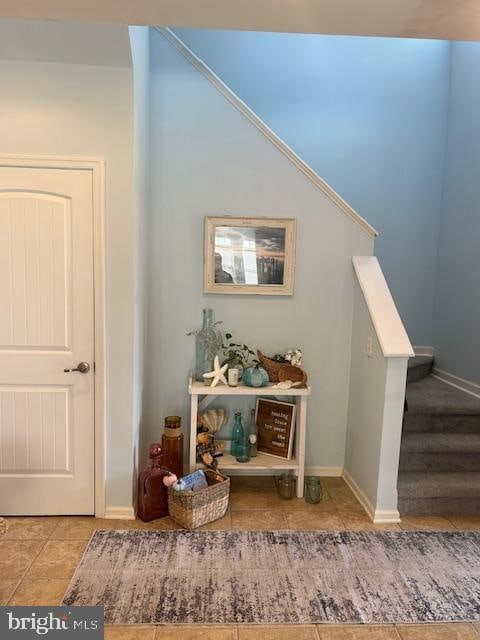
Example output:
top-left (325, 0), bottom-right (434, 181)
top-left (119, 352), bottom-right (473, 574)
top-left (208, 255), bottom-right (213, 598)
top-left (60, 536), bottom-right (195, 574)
top-left (344, 256), bottom-right (414, 522)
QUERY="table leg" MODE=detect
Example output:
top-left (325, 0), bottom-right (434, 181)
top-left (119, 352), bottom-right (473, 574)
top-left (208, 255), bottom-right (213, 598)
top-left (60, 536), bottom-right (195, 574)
top-left (189, 394), bottom-right (198, 473)
top-left (296, 395), bottom-right (307, 498)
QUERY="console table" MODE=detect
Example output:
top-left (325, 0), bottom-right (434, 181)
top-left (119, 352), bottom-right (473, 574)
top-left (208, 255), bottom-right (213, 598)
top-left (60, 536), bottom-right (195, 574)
top-left (188, 377), bottom-right (311, 498)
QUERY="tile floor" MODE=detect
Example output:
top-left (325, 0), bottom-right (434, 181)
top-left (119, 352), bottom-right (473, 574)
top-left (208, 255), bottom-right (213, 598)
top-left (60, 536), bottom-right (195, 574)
top-left (2, 476), bottom-right (480, 639)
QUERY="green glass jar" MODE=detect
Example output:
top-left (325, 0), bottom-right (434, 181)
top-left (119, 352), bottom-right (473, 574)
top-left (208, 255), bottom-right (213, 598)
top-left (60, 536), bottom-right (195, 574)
top-left (304, 477), bottom-right (323, 504)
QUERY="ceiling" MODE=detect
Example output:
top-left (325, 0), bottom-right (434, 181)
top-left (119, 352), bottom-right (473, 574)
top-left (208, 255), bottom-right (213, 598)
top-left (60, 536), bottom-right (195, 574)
top-left (0, 0), bottom-right (480, 41)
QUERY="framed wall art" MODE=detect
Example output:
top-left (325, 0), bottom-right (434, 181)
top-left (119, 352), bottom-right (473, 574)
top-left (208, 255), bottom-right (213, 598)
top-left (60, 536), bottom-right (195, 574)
top-left (204, 216), bottom-right (296, 295)
top-left (255, 398), bottom-right (296, 460)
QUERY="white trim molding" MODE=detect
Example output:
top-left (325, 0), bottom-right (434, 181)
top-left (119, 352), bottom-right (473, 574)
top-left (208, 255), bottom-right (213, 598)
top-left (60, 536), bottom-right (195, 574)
top-left (433, 368), bottom-right (480, 400)
top-left (353, 256), bottom-right (414, 358)
top-left (413, 346), bottom-right (435, 357)
top-left (156, 27), bottom-right (378, 240)
top-left (343, 469), bottom-right (401, 524)
top-left (104, 506), bottom-right (136, 520)
top-left (0, 154), bottom-right (107, 518)
top-left (305, 466), bottom-right (343, 477)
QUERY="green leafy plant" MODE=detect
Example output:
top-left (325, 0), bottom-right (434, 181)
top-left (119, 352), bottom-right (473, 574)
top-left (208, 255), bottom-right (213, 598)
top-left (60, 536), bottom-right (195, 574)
top-left (222, 332), bottom-right (258, 368)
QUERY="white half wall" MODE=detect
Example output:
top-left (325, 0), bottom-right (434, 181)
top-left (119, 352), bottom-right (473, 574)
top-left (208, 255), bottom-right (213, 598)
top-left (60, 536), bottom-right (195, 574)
top-left (144, 28), bottom-right (374, 470)
top-left (345, 259), bottom-right (412, 522)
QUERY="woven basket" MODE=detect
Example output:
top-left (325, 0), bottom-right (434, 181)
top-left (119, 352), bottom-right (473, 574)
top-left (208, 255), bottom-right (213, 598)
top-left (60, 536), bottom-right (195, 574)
top-left (168, 469), bottom-right (230, 529)
top-left (257, 350), bottom-right (308, 386)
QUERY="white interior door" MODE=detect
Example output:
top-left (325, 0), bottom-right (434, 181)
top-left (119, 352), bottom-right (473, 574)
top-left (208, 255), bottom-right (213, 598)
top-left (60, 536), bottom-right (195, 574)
top-left (0, 164), bottom-right (95, 515)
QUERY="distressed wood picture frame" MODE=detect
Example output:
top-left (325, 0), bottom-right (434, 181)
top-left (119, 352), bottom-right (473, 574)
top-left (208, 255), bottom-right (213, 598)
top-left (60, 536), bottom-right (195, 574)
top-left (204, 216), bottom-right (296, 295)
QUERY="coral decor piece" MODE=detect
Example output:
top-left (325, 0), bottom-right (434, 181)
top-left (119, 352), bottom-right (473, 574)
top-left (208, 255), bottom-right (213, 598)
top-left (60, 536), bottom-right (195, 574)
top-left (202, 356), bottom-right (228, 387)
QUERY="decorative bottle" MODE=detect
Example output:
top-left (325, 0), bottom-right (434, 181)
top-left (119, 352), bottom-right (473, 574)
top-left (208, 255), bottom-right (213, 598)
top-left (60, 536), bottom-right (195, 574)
top-left (137, 443), bottom-right (170, 522)
top-left (248, 408), bottom-right (258, 456)
top-left (161, 416), bottom-right (184, 478)
top-left (195, 309), bottom-right (222, 382)
top-left (231, 412), bottom-right (245, 458)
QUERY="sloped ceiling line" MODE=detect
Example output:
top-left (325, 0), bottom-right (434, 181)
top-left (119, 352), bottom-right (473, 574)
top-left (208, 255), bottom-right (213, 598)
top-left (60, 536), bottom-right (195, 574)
top-left (155, 27), bottom-right (378, 240)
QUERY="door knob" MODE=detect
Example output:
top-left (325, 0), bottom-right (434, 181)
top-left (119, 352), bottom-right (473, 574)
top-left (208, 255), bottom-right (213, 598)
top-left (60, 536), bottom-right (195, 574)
top-left (64, 362), bottom-right (91, 374)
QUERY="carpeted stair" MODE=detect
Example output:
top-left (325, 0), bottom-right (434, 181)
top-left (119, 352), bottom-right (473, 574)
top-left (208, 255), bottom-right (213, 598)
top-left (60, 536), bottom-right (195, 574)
top-left (398, 356), bottom-right (480, 515)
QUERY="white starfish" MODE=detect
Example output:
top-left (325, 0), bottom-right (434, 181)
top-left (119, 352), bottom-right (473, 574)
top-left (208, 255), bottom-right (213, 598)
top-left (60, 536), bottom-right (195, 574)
top-left (203, 356), bottom-right (228, 387)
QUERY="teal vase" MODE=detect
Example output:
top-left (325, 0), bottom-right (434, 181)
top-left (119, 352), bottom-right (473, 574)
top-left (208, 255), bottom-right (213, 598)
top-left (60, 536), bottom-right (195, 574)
top-left (243, 366), bottom-right (269, 387)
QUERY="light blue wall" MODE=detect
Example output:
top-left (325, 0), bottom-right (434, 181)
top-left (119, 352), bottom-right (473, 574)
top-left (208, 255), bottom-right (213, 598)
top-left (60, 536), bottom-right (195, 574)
top-left (175, 29), bottom-right (451, 345)
top-left (145, 29), bottom-right (373, 470)
top-left (434, 42), bottom-right (480, 385)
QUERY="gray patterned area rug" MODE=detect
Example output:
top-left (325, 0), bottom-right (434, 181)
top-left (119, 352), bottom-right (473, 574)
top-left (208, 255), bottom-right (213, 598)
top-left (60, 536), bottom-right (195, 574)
top-left (63, 529), bottom-right (480, 624)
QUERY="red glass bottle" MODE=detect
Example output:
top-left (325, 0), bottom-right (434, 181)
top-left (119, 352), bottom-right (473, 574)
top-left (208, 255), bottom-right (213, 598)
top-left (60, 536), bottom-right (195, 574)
top-left (161, 416), bottom-right (184, 479)
top-left (137, 443), bottom-right (169, 522)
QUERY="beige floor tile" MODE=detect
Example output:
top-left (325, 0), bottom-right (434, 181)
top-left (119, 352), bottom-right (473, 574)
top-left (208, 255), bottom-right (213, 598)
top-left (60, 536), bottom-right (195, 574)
top-left (326, 488), bottom-right (365, 512)
top-left (319, 477), bottom-right (347, 489)
top-left (50, 516), bottom-right (107, 540)
top-left (26, 539), bottom-right (87, 579)
top-left (279, 496), bottom-right (337, 513)
top-left (137, 517), bottom-right (180, 531)
top-left (340, 513), bottom-right (401, 531)
top-left (0, 579), bottom-right (20, 605)
top-left (155, 626), bottom-right (237, 640)
top-left (318, 625), bottom-right (400, 639)
top-left (399, 516), bottom-right (456, 531)
top-left (4, 517), bottom-right (62, 540)
top-left (284, 511), bottom-right (344, 530)
top-left (396, 623), bottom-right (478, 639)
top-left (230, 476), bottom-right (276, 492)
top-left (105, 626), bottom-right (156, 640)
top-left (197, 510), bottom-right (232, 531)
top-left (0, 540), bottom-right (44, 580)
top-left (231, 510), bottom-right (287, 530)
top-left (448, 515), bottom-right (480, 530)
top-left (239, 625), bottom-right (318, 639)
top-left (230, 490), bottom-right (285, 511)
top-left (472, 622), bottom-right (480, 634)
top-left (9, 578), bottom-right (70, 605)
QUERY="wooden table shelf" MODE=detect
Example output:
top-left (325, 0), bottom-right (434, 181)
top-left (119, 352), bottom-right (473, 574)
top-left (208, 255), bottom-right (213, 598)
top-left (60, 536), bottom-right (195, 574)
top-left (188, 378), bottom-right (311, 497)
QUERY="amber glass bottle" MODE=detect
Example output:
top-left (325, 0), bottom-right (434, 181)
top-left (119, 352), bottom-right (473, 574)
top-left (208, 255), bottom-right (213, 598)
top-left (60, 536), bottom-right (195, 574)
top-left (161, 416), bottom-right (184, 478)
top-left (137, 443), bottom-right (169, 522)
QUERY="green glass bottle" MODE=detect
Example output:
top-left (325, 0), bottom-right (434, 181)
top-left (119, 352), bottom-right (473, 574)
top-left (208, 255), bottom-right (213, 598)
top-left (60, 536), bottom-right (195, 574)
top-left (231, 412), bottom-right (245, 458)
top-left (248, 408), bottom-right (258, 457)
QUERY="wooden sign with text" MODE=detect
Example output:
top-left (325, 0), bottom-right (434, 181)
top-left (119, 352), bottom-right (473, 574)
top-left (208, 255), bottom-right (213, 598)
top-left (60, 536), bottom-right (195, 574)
top-left (255, 398), bottom-right (296, 460)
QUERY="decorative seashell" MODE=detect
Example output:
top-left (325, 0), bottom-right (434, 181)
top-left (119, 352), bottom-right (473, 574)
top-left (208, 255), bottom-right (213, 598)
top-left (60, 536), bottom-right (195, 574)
top-left (272, 380), bottom-right (302, 390)
top-left (197, 432), bottom-right (211, 445)
top-left (200, 408), bottom-right (228, 434)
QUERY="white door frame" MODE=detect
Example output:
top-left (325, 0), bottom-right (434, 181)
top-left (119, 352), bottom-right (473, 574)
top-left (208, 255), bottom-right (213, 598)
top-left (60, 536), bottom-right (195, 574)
top-left (0, 154), bottom-right (106, 517)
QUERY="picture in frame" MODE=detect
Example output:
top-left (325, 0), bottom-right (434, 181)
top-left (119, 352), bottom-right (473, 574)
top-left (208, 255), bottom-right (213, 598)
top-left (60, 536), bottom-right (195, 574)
top-left (204, 216), bottom-right (296, 295)
top-left (255, 398), bottom-right (296, 460)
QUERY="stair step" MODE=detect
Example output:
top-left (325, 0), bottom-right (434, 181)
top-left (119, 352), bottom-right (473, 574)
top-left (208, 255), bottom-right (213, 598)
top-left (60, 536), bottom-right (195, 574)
top-left (399, 453), bottom-right (480, 472)
top-left (399, 433), bottom-right (480, 472)
top-left (407, 355), bottom-right (434, 383)
top-left (398, 496), bottom-right (480, 515)
top-left (401, 432), bottom-right (480, 454)
top-left (398, 471), bottom-right (480, 499)
top-left (403, 376), bottom-right (480, 433)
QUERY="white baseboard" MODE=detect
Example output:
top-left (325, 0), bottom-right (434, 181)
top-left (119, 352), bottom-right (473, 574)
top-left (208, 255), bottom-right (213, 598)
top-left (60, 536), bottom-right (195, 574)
top-left (432, 368), bottom-right (480, 400)
top-left (342, 469), bottom-right (401, 524)
top-left (305, 466), bottom-right (343, 477)
top-left (413, 346), bottom-right (435, 357)
top-left (104, 506), bottom-right (136, 520)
